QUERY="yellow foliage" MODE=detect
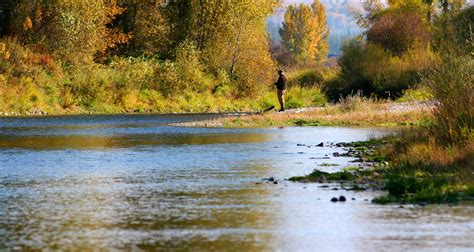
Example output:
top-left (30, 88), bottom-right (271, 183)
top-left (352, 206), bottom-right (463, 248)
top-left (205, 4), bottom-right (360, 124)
top-left (280, 0), bottom-right (329, 64)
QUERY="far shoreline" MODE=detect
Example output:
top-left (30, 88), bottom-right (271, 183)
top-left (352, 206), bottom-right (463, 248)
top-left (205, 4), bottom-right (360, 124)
top-left (0, 101), bottom-right (436, 129)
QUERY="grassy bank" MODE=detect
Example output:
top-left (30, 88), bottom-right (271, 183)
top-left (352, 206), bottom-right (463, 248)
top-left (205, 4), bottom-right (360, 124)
top-left (173, 95), bottom-right (435, 128)
top-left (0, 39), bottom-right (329, 116)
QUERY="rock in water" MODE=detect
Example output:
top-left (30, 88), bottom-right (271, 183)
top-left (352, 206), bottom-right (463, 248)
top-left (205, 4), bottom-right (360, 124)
top-left (339, 196), bottom-right (347, 202)
top-left (331, 197), bottom-right (339, 202)
top-left (316, 142), bottom-right (324, 147)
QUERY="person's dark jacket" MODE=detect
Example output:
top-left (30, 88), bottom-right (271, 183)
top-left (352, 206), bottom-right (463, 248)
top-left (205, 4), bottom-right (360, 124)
top-left (275, 75), bottom-right (287, 90)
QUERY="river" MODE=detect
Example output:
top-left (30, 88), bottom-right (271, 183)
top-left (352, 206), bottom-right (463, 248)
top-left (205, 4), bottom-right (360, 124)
top-left (0, 114), bottom-right (473, 251)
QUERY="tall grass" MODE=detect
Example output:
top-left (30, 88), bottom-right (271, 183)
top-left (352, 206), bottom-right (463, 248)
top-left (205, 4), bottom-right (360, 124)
top-left (426, 56), bottom-right (473, 145)
top-left (375, 55), bottom-right (474, 203)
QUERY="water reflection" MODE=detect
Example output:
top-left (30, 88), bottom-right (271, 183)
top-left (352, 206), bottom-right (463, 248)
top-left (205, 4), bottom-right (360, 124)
top-left (1, 164), bottom-right (276, 250)
top-left (0, 115), bottom-right (473, 251)
top-left (0, 133), bottom-right (269, 150)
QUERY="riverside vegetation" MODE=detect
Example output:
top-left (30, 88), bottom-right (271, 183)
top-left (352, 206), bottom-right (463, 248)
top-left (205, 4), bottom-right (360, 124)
top-left (252, 2), bottom-right (473, 205)
top-left (0, 1), bottom-right (473, 204)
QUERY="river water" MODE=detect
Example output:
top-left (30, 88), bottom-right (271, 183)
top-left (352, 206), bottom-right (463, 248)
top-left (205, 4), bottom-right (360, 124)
top-left (0, 115), bottom-right (473, 251)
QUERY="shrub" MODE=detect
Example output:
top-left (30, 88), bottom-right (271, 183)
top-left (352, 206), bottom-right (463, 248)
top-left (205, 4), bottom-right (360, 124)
top-left (156, 40), bottom-right (216, 97)
top-left (287, 68), bottom-right (325, 87)
top-left (326, 39), bottom-right (436, 100)
top-left (397, 86), bottom-right (433, 102)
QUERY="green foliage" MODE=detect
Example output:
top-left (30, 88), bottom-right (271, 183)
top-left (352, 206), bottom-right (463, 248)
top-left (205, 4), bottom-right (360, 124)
top-left (289, 169), bottom-right (356, 182)
top-left (432, 6), bottom-right (474, 56)
top-left (1, 37), bottom-right (326, 114)
top-left (2, 0), bottom-right (279, 102)
top-left (287, 69), bottom-right (325, 87)
top-left (326, 38), bottom-right (436, 100)
top-left (285, 86), bottom-right (327, 109)
top-left (452, 6), bottom-right (474, 55)
top-left (397, 86), bottom-right (434, 102)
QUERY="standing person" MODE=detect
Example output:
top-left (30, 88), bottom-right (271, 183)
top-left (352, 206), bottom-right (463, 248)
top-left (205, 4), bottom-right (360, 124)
top-left (274, 70), bottom-right (287, 112)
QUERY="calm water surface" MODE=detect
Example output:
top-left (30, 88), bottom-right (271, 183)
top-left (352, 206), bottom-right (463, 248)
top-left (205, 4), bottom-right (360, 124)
top-left (0, 115), bottom-right (473, 251)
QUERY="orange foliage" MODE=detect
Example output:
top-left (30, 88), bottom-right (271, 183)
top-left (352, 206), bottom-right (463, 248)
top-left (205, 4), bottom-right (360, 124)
top-left (23, 17), bottom-right (33, 31)
top-left (96, 1), bottom-right (132, 60)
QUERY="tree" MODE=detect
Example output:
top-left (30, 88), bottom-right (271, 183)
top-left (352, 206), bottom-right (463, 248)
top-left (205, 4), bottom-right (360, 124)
top-left (280, 0), bottom-right (329, 64)
top-left (452, 6), bottom-right (474, 55)
top-left (367, 10), bottom-right (431, 55)
top-left (309, 0), bottom-right (330, 62)
top-left (174, 0), bottom-right (279, 97)
top-left (9, 0), bottom-right (129, 62)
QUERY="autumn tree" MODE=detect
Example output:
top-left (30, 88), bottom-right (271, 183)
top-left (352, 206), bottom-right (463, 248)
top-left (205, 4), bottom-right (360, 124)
top-left (194, 0), bottom-right (278, 96)
top-left (280, 0), bottom-right (329, 65)
top-left (9, 0), bottom-right (129, 62)
top-left (367, 10), bottom-right (431, 55)
top-left (309, 0), bottom-right (329, 62)
top-left (164, 0), bottom-right (279, 97)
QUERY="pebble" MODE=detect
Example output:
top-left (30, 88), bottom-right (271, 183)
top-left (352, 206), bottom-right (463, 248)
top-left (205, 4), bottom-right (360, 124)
top-left (316, 142), bottom-right (324, 147)
top-left (339, 196), bottom-right (347, 202)
top-left (331, 197), bottom-right (339, 202)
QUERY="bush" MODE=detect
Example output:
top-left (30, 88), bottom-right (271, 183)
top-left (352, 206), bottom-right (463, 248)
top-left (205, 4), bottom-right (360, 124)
top-left (397, 86), bottom-right (433, 102)
top-left (325, 39), bottom-right (436, 100)
top-left (157, 40), bottom-right (216, 97)
top-left (287, 68), bottom-right (325, 87)
top-left (0, 38), bottom-right (64, 113)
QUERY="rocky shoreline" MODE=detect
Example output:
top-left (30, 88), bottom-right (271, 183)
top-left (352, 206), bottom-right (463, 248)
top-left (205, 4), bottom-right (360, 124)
top-left (284, 138), bottom-right (474, 205)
